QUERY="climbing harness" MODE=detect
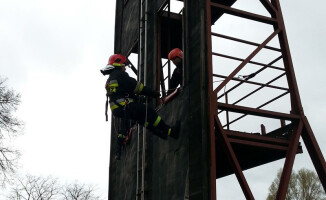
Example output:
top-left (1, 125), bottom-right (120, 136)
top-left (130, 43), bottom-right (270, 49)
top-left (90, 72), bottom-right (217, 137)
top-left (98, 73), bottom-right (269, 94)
top-left (109, 96), bottom-right (135, 160)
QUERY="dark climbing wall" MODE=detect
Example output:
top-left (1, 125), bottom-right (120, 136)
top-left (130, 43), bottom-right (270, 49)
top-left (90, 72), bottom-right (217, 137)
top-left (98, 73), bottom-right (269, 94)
top-left (184, 0), bottom-right (212, 199)
top-left (108, 117), bottom-right (138, 199)
top-left (110, 0), bottom-right (213, 199)
top-left (150, 88), bottom-right (190, 199)
top-left (114, 0), bottom-right (173, 55)
top-left (109, 89), bottom-right (190, 199)
top-left (114, 0), bottom-right (139, 55)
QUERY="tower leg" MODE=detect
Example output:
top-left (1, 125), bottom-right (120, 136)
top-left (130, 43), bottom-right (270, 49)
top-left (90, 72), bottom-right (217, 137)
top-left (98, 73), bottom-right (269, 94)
top-left (301, 117), bottom-right (326, 192)
top-left (276, 121), bottom-right (303, 200)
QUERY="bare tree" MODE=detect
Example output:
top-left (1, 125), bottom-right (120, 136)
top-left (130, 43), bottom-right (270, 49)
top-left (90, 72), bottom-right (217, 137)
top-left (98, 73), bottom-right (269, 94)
top-left (267, 168), bottom-right (326, 200)
top-left (0, 77), bottom-right (23, 135)
top-left (8, 174), bottom-right (60, 200)
top-left (0, 76), bottom-right (23, 185)
top-left (7, 174), bottom-right (103, 200)
top-left (61, 182), bottom-right (100, 200)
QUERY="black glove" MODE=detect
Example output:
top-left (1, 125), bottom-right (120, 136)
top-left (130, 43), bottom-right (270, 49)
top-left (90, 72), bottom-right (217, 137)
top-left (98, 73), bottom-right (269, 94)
top-left (150, 91), bottom-right (161, 98)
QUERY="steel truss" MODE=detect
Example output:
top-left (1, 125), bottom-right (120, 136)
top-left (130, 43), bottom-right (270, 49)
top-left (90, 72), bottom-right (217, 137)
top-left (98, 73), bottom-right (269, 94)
top-left (205, 0), bottom-right (326, 199)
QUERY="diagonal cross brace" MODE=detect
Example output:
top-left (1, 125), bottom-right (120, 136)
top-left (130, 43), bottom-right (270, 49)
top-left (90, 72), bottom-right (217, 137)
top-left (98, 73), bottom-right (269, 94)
top-left (301, 117), bottom-right (326, 192)
top-left (276, 120), bottom-right (303, 199)
top-left (213, 29), bottom-right (281, 95)
top-left (214, 116), bottom-right (255, 200)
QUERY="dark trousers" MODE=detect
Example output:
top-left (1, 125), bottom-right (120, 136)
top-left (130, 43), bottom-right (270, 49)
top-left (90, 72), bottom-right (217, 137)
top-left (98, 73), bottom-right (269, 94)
top-left (112, 102), bottom-right (170, 136)
top-left (112, 102), bottom-right (171, 159)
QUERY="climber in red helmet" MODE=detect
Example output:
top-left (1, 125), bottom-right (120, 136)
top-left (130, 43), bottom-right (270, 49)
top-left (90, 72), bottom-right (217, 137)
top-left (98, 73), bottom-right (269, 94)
top-left (167, 48), bottom-right (183, 95)
top-left (101, 54), bottom-right (180, 157)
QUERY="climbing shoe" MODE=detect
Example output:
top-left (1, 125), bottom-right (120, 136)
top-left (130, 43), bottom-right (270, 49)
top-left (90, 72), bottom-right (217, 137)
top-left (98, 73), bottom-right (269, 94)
top-left (168, 120), bottom-right (180, 139)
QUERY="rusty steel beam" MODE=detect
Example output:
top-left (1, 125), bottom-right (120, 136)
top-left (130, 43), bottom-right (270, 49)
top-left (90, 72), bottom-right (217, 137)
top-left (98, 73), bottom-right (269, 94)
top-left (220, 91), bottom-right (290, 127)
top-left (272, 0), bottom-right (303, 114)
top-left (259, 0), bottom-right (277, 16)
top-left (276, 121), bottom-right (303, 200)
top-left (214, 116), bottom-right (255, 200)
top-left (216, 74), bottom-right (288, 118)
top-left (225, 93), bottom-right (230, 130)
top-left (281, 119), bottom-right (286, 127)
top-left (210, 2), bottom-right (277, 25)
top-left (213, 29), bottom-right (281, 94)
top-left (213, 74), bottom-right (288, 91)
top-left (216, 55), bottom-right (283, 100)
top-left (301, 117), bottom-right (326, 191)
top-left (217, 102), bottom-right (299, 121)
top-left (206, 0), bottom-right (216, 199)
top-left (212, 32), bottom-right (281, 52)
top-left (258, 91), bottom-right (289, 108)
top-left (225, 130), bottom-right (292, 146)
top-left (266, 123), bottom-right (293, 137)
top-left (261, 124), bottom-right (266, 135)
top-left (228, 138), bottom-right (298, 152)
top-left (232, 73), bottom-right (286, 105)
top-left (212, 52), bottom-right (284, 71)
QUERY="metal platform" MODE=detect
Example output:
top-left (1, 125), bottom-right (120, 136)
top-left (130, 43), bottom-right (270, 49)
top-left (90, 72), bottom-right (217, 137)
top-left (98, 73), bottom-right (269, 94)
top-left (216, 130), bottom-right (303, 178)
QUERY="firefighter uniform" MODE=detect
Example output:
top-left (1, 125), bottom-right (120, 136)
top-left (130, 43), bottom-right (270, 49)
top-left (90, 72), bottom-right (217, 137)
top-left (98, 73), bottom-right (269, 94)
top-left (106, 67), bottom-right (172, 138)
top-left (168, 61), bottom-right (183, 95)
top-left (167, 48), bottom-right (183, 95)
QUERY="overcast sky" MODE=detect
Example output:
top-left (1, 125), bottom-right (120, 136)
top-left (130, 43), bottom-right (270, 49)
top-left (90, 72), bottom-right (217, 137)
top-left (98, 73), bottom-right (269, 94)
top-left (0, 0), bottom-right (114, 198)
top-left (1, 0), bottom-right (326, 199)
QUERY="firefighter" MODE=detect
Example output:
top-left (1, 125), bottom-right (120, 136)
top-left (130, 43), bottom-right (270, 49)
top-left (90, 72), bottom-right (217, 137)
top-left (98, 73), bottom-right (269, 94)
top-left (167, 48), bottom-right (183, 95)
top-left (101, 54), bottom-right (179, 142)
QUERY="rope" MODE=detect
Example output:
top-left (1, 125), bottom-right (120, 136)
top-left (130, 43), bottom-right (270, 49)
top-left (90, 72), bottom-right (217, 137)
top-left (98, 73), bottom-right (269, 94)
top-left (141, 97), bottom-right (148, 200)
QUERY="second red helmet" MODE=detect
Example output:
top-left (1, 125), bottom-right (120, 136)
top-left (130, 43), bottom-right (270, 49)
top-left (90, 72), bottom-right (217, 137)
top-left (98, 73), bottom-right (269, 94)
top-left (168, 48), bottom-right (183, 60)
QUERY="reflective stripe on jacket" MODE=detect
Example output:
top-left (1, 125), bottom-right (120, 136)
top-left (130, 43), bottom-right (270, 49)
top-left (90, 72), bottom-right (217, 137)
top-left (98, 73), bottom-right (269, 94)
top-left (110, 98), bottom-right (134, 110)
top-left (105, 68), bottom-right (154, 103)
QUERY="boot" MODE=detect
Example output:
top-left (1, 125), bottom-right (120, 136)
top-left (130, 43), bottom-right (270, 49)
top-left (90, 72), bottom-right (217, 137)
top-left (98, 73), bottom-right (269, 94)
top-left (168, 120), bottom-right (181, 139)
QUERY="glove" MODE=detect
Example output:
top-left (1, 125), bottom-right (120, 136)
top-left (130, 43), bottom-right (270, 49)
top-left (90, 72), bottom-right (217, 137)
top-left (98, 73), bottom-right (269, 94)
top-left (150, 91), bottom-right (161, 98)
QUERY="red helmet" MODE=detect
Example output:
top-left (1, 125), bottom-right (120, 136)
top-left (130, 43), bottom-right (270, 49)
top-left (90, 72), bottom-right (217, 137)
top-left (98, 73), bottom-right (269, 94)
top-left (168, 48), bottom-right (183, 60)
top-left (108, 54), bottom-right (127, 66)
